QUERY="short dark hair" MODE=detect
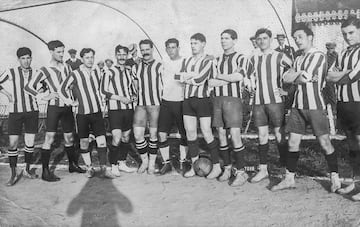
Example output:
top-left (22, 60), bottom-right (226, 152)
top-left (115, 45), bottom-right (129, 54)
top-left (79, 48), bottom-right (95, 57)
top-left (16, 47), bottom-right (32, 58)
top-left (292, 23), bottom-right (313, 36)
top-left (139, 39), bottom-right (154, 48)
top-left (221, 29), bottom-right (238, 40)
top-left (165, 38), bottom-right (179, 47)
top-left (255, 28), bottom-right (272, 38)
top-left (341, 15), bottom-right (360, 29)
top-left (47, 40), bottom-right (65, 51)
top-left (191, 33), bottom-right (206, 43)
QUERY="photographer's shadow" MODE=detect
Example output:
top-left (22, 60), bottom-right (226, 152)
top-left (67, 178), bottom-right (133, 227)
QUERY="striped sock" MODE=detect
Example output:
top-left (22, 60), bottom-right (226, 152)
top-left (149, 139), bottom-right (158, 155)
top-left (136, 140), bottom-right (148, 155)
top-left (24, 145), bottom-right (34, 164)
top-left (8, 149), bottom-right (18, 168)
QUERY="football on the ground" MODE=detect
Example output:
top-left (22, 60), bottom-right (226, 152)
top-left (193, 157), bottom-right (212, 177)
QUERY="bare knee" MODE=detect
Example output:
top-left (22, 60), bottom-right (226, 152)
top-left (133, 128), bottom-right (145, 142)
top-left (112, 131), bottom-right (122, 146)
top-left (44, 133), bottom-right (55, 147)
top-left (217, 128), bottom-right (227, 145)
top-left (318, 135), bottom-right (334, 154)
top-left (80, 139), bottom-right (90, 150)
top-left (149, 128), bottom-right (158, 141)
top-left (158, 132), bottom-right (168, 143)
top-left (63, 133), bottom-right (74, 146)
top-left (96, 136), bottom-right (107, 148)
top-left (202, 128), bottom-right (214, 143)
top-left (229, 128), bottom-right (243, 147)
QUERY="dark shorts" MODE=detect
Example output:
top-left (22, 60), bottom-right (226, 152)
top-left (337, 102), bottom-right (360, 135)
top-left (76, 112), bottom-right (106, 138)
top-left (286, 108), bottom-right (330, 136)
top-left (46, 106), bottom-right (74, 133)
top-left (158, 100), bottom-right (186, 136)
top-left (133, 105), bottom-right (160, 128)
top-left (253, 103), bottom-right (285, 128)
top-left (212, 96), bottom-right (243, 128)
top-left (183, 97), bottom-right (212, 118)
top-left (8, 111), bottom-right (39, 135)
top-left (108, 109), bottom-right (134, 131)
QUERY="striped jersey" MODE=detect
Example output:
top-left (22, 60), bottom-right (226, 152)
top-left (0, 67), bottom-right (38, 113)
top-left (135, 59), bottom-right (163, 106)
top-left (59, 65), bottom-right (102, 115)
top-left (101, 65), bottom-right (135, 110)
top-left (214, 52), bottom-right (247, 98)
top-left (25, 64), bottom-right (72, 107)
top-left (336, 43), bottom-right (360, 103)
top-left (248, 51), bottom-right (292, 105)
top-left (292, 48), bottom-right (327, 110)
top-left (180, 54), bottom-right (214, 99)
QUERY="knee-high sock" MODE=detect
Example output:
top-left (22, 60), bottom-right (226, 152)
top-left (136, 140), bottom-right (148, 155)
top-left (259, 143), bottom-right (269, 165)
top-left (179, 138), bottom-right (188, 161)
top-left (234, 146), bottom-right (246, 170)
top-left (188, 139), bottom-right (199, 158)
top-left (80, 149), bottom-right (92, 166)
top-left (159, 140), bottom-right (170, 162)
top-left (325, 151), bottom-right (338, 173)
top-left (149, 139), bottom-right (158, 155)
top-left (277, 142), bottom-right (288, 167)
top-left (8, 149), bottom-right (18, 168)
top-left (98, 147), bottom-right (107, 166)
top-left (119, 142), bottom-right (131, 161)
top-left (64, 146), bottom-right (75, 165)
top-left (220, 145), bottom-right (231, 166)
top-left (208, 139), bottom-right (219, 164)
top-left (108, 145), bottom-right (118, 165)
top-left (286, 152), bottom-right (299, 173)
top-left (41, 148), bottom-right (52, 169)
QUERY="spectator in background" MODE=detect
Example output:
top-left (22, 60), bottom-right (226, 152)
top-left (105, 59), bottom-right (114, 69)
top-left (249, 36), bottom-right (260, 56)
top-left (326, 42), bottom-right (339, 68)
top-left (275, 34), bottom-right (295, 60)
top-left (65, 49), bottom-right (82, 70)
top-left (126, 43), bottom-right (141, 67)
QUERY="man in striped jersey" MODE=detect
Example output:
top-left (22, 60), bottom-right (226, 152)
top-left (176, 33), bottom-right (218, 178)
top-left (271, 24), bottom-right (341, 192)
top-left (207, 29), bottom-right (249, 185)
top-left (101, 45), bottom-right (138, 176)
top-left (0, 47), bottom-right (38, 186)
top-left (60, 48), bottom-right (114, 179)
top-left (327, 16), bottom-right (360, 200)
top-left (25, 40), bottom-right (84, 182)
top-left (246, 28), bottom-right (292, 184)
top-left (157, 38), bottom-right (188, 175)
top-left (133, 39), bottom-right (163, 174)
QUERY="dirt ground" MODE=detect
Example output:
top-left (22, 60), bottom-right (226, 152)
top-left (1, 138), bottom-right (360, 227)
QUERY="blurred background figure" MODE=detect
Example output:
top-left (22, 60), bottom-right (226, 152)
top-left (326, 42), bottom-right (338, 68)
top-left (105, 58), bottom-right (114, 69)
top-left (126, 43), bottom-right (141, 67)
top-left (65, 49), bottom-right (82, 70)
top-left (275, 34), bottom-right (295, 59)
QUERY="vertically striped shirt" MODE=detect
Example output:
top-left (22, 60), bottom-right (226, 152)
top-left (101, 65), bottom-right (135, 110)
top-left (336, 43), bottom-right (360, 103)
top-left (135, 59), bottom-right (163, 106)
top-left (0, 67), bottom-right (38, 113)
top-left (180, 55), bottom-right (214, 99)
top-left (59, 65), bottom-right (102, 115)
top-left (248, 51), bottom-right (292, 105)
top-left (25, 64), bottom-right (72, 107)
top-left (292, 48), bottom-right (327, 110)
top-left (214, 52), bottom-right (247, 98)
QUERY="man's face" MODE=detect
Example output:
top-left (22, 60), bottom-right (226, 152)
top-left (256, 33), bottom-right (272, 51)
top-left (166, 43), bottom-right (180, 59)
top-left (105, 60), bottom-right (113, 68)
top-left (82, 51), bottom-right (94, 68)
top-left (191, 39), bottom-right (205, 55)
top-left (341, 25), bottom-right (360, 46)
top-left (140, 44), bottom-right (153, 61)
top-left (51, 46), bottom-right (64, 62)
top-left (18, 55), bottom-right (32, 69)
top-left (293, 30), bottom-right (312, 51)
top-left (327, 47), bottom-right (336, 54)
top-left (98, 62), bottom-right (104, 69)
top-left (115, 49), bottom-right (128, 65)
top-left (277, 37), bottom-right (285, 46)
top-left (70, 53), bottom-right (76, 58)
top-left (221, 33), bottom-right (236, 51)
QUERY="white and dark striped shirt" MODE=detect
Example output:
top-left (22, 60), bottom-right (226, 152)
top-left (180, 54), bottom-right (214, 99)
top-left (292, 48), bottom-right (327, 110)
top-left (0, 67), bottom-right (38, 113)
top-left (101, 65), bottom-right (135, 110)
top-left (248, 51), bottom-right (292, 105)
top-left (214, 52), bottom-right (247, 98)
top-left (59, 65), bottom-right (102, 115)
top-left (134, 59), bottom-right (163, 106)
top-left (25, 64), bottom-right (72, 107)
top-left (336, 43), bottom-right (360, 103)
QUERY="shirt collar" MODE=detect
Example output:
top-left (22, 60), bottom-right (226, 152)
top-left (259, 49), bottom-right (275, 56)
top-left (347, 43), bottom-right (360, 51)
top-left (79, 64), bottom-right (96, 74)
top-left (142, 59), bottom-right (155, 66)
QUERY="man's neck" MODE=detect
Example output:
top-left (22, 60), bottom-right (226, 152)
top-left (144, 57), bottom-right (154, 63)
top-left (170, 55), bottom-right (181, 61)
top-left (303, 46), bottom-right (313, 54)
top-left (82, 65), bottom-right (92, 74)
top-left (50, 59), bottom-right (63, 68)
top-left (20, 66), bottom-right (30, 72)
top-left (116, 63), bottom-right (125, 70)
top-left (193, 51), bottom-right (204, 60)
top-left (224, 48), bottom-right (235, 55)
top-left (260, 48), bottom-right (272, 54)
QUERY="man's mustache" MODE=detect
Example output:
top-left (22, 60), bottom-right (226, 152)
top-left (143, 53), bottom-right (150, 57)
